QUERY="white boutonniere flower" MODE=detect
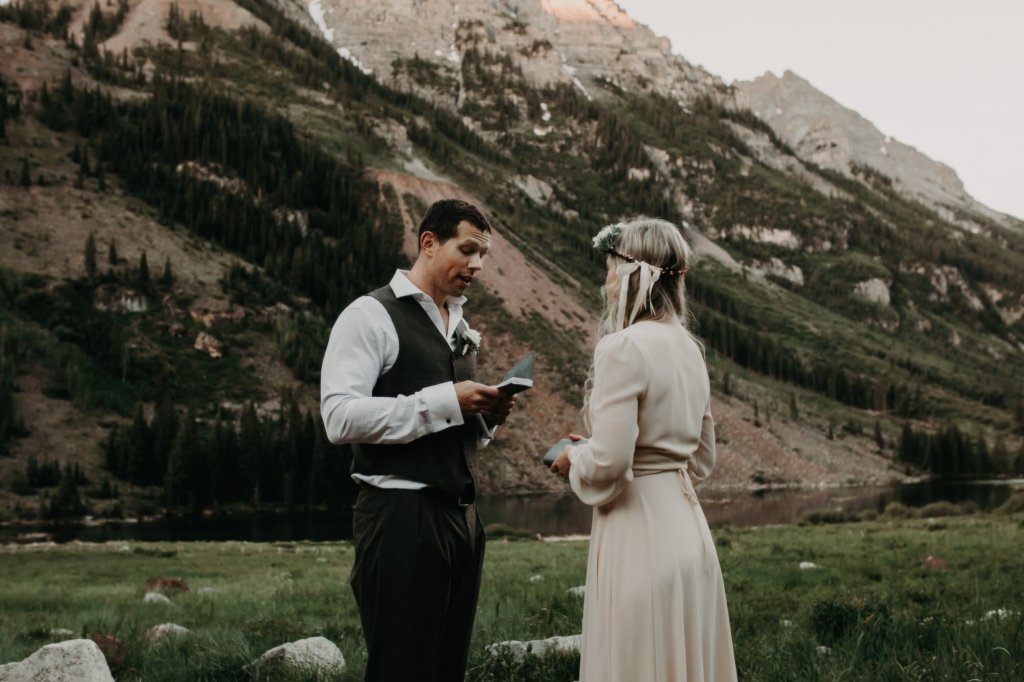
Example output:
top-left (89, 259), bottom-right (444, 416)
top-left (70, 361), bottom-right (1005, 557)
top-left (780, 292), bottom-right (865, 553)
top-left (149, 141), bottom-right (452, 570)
top-left (460, 326), bottom-right (481, 356)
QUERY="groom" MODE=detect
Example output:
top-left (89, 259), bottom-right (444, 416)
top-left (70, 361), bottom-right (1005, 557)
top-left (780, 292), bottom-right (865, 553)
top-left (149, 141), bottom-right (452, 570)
top-left (320, 199), bottom-right (515, 681)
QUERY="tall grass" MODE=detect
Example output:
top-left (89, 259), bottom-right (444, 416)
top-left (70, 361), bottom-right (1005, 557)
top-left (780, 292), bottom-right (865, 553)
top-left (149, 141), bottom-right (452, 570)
top-left (0, 513), bottom-right (1021, 680)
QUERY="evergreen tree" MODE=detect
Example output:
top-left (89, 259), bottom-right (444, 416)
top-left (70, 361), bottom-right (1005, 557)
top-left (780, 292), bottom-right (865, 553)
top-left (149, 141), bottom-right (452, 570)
top-left (19, 157), bottom-right (30, 187)
top-left (108, 237), bottom-right (119, 265)
top-left (789, 392), bottom-right (799, 421)
top-left (164, 408), bottom-right (198, 508)
top-left (874, 420), bottom-right (884, 453)
top-left (160, 257), bottom-right (174, 287)
top-left (84, 232), bottom-right (97, 279)
top-left (123, 403), bottom-right (152, 482)
top-left (137, 251), bottom-right (150, 290)
top-left (149, 399), bottom-right (178, 485)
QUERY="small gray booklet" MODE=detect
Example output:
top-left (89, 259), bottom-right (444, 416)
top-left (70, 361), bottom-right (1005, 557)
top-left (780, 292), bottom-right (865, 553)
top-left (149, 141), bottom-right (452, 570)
top-left (542, 438), bottom-right (588, 465)
top-left (496, 353), bottom-right (534, 395)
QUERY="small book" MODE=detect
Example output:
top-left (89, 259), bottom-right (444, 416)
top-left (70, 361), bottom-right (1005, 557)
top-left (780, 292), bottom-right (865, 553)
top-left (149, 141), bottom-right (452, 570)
top-left (542, 438), bottom-right (587, 466)
top-left (496, 353), bottom-right (535, 394)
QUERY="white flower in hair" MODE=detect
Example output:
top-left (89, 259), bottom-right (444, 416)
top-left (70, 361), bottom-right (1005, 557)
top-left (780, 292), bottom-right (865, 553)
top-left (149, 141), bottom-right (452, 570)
top-left (592, 223), bottom-right (625, 253)
top-left (460, 326), bottom-right (482, 356)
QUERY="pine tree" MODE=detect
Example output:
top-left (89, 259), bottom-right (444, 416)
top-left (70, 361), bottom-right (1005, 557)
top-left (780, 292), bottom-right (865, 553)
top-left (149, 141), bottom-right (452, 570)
top-left (84, 232), bottom-right (97, 279)
top-left (160, 257), bottom-right (174, 287)
top-left (874, 420), bottom-right (884, 453)
top-left (108, 237), bottom-right (119, 265)
top-left (149, 399), bottom-right (178, 485)
top-left (789, 392), bottom-right (799, 421)
top-left (137, 251), bottom-right (150, 290)
top-left (19, 157), bottom-right (30, 187)
top-left (164, 408), bottom-right (198, 508)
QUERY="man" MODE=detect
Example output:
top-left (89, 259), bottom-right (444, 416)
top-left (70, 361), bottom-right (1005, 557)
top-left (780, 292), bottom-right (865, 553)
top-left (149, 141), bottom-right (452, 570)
top-left (321, 199), bottom-right (515, 681)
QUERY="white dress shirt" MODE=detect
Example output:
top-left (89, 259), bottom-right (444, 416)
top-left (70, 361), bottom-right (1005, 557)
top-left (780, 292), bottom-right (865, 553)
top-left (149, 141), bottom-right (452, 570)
top-left (320, 270), bottom-right (489, 489)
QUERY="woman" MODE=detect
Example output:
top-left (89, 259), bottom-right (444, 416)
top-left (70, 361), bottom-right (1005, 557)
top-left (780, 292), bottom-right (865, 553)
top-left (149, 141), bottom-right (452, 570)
top-left (550, 218), bottom-right (737, 682)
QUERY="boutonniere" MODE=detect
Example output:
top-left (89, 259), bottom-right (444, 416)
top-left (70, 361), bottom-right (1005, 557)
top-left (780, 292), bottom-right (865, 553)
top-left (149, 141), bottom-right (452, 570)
top-left (459, 325), bottom-right (481, 356)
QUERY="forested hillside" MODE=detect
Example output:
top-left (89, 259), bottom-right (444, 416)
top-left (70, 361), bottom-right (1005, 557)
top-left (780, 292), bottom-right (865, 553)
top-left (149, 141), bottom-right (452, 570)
top-left (1, 0), bottom-right (1022, 522)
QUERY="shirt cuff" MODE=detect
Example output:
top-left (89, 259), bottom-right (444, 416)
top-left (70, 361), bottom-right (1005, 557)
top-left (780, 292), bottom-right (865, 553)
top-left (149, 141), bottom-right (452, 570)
top-left (421, 382), bottom-right (464, 432)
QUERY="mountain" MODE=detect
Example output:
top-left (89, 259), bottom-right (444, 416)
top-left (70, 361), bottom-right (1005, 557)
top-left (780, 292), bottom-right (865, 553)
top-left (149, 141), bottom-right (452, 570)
top-left (733, 70), bottom-right (1022, 234)
top-left (1, 0), bottom-right (1023, 522)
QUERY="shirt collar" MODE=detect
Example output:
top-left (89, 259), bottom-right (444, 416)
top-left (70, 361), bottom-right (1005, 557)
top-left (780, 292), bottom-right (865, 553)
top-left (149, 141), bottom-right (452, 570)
top-left (389, 270), bottom-right (467, 308)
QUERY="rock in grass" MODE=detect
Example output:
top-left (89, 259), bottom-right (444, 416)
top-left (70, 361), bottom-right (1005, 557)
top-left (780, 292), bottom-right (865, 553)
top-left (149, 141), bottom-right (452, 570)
top-left (486, 634), bottom-right (581, 661)
top-left (49, 628), bottom-right (74, 637)
top-left (89, 634), bottom-right (126, 672)
top-left (0, 639), bottom-right (114, 681)
top-left (144, 623), bottom-right (189, 643)
top-left (143, 591), bottom-right (171, 604)
top-left (250, 636), bottom-right (346, 678)
top-left (799, 561), bottom-right (819, 570)
top-left (143, 577), bottom-right (190, 594)
top-left (567, 586), bottom-right (585, 597)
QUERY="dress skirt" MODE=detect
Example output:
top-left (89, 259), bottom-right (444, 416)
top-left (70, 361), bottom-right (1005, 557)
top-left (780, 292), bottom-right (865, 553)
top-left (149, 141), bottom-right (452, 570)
top-left (578, 469), bottom-right (737, 682)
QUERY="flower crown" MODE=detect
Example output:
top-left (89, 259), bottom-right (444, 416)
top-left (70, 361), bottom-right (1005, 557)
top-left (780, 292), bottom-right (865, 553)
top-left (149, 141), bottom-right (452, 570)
top-left (591, 223), bottom-right (688, 277)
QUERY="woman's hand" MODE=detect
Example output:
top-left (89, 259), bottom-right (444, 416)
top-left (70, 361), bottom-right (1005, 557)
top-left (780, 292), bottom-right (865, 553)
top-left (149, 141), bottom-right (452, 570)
top-left (549, 434), bottom-right (584, 479)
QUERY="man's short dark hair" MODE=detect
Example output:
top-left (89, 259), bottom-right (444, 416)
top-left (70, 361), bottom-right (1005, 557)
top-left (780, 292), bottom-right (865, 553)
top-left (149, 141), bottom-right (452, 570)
top-left (417, 199), bottom-right (492, 243)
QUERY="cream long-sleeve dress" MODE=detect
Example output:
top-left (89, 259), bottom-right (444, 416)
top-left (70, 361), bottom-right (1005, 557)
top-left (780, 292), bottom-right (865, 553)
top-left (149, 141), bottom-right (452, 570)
top-left (568, 319), bottom-right (737, 682)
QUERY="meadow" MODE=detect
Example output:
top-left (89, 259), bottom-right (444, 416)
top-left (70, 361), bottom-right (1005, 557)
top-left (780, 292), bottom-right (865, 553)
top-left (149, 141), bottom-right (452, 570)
top-left (1, 508), bottom-right (1022, 681)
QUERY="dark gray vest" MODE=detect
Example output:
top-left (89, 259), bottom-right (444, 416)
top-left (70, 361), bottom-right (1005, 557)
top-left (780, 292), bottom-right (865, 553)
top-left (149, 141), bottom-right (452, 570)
top-left (351, 286), bottom-right (478, 502)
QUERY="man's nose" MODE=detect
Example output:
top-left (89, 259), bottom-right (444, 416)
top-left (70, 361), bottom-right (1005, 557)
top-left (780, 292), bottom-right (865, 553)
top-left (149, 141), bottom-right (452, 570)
top-left (469, 253), bottom-right (483, 270)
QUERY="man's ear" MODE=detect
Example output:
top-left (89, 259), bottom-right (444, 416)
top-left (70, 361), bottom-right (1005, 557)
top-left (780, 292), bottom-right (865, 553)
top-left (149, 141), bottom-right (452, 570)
top-left (419, 230), bottom-right (438, 256)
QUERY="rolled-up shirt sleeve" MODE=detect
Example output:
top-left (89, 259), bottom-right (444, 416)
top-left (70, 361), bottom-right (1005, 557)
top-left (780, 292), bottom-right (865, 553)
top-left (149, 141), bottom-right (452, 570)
top-left (320, 299), bottom-right (463, 445)
top-left (568, 333), bottom-right (645, 506)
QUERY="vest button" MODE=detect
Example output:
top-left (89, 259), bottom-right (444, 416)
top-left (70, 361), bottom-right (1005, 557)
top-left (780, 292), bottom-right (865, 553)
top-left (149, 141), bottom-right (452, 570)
top-left (446, 419), bottom-right (452, 424)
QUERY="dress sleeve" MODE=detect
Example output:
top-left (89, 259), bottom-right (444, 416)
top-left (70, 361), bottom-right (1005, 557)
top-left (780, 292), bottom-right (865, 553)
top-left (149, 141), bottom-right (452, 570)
top-left (687, 400), bottom-right (716, 486)
top-left (568, 333), bottom-right (646, 507)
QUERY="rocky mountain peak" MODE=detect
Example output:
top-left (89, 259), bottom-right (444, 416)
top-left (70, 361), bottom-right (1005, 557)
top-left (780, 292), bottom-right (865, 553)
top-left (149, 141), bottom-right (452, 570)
top-left (295, 0), bottom-right (721, 102)
top-left (733, 70), bottom-right (1016, 230)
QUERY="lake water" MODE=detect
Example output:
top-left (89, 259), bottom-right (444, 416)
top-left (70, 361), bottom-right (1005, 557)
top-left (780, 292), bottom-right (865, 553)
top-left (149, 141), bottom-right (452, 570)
top-left (3, 479), bottom-right (1020, 544)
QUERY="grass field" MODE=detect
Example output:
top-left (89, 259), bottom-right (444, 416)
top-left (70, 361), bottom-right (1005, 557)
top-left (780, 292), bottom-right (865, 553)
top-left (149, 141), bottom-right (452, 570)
top-left (1, 511), bottom-right (1022, 680)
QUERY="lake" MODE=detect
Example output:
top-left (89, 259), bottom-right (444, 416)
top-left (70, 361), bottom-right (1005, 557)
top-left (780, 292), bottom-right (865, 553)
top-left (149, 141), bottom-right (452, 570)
top-left (2, 479), bottom-right (1020, 544)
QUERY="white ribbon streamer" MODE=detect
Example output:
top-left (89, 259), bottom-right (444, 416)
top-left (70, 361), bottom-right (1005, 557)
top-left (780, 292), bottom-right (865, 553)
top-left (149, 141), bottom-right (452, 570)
top-left (614, 260), bottom-right (663, 330)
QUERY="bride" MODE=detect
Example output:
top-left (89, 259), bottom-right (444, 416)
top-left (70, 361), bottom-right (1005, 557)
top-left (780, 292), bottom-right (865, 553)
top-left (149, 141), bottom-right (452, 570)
top-left (550, 218), bottom-right (737, 682)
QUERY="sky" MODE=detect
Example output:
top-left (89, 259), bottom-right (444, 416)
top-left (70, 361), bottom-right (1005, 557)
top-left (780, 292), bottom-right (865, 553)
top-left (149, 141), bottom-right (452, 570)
top-left (613, 0), bottom-right (1024, 220)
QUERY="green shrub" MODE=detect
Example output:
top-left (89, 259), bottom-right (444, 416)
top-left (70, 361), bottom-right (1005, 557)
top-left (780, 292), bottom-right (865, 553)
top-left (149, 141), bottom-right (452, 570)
top-left (883, 501), bottom-right (912, 518)
top-left (995, 491), bottom-right (1024, 515)
top-left (485, 523), bottom-right (537, 540)
top-left (810, 598), bottom-right (858, 645)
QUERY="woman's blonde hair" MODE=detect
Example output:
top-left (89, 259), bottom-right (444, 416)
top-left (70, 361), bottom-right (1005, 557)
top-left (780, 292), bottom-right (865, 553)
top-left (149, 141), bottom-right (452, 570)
top-left (598, 217), bottom-right (695, 335)
top-left (584, 218), bottom-right (699, 430)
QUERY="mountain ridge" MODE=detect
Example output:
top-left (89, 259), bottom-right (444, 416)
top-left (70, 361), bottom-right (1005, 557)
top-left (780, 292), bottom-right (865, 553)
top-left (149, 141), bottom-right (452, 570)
top-left (1, 0), bottom-right (1022, 522)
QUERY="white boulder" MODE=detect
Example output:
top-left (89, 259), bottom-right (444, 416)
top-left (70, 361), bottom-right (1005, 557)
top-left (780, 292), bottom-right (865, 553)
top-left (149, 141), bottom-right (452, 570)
top-left (145, 623), bottom-right (189, 643)
top-left (486, 634), bottom-right (581, 661)
top-left (567, 586), bottom-right (585, 597)
top-left (0, 639), bottom-right (113, 681)
top-left (251, 636), bottom-right (345, 677)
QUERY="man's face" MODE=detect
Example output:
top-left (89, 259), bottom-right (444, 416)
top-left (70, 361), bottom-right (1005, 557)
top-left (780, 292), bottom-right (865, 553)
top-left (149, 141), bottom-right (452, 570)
top-left (426, 221), bottom-right (491, 298)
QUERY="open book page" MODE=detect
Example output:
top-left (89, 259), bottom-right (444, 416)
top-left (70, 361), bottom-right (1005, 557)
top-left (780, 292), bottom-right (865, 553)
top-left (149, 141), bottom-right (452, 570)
top-left (496, 353), bottom-right (535, 394)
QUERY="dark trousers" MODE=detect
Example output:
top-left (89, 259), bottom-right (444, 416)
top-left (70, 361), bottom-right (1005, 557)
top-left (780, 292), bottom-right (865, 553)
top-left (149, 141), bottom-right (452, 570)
top-left (350, 486), bottom-right (486, 682)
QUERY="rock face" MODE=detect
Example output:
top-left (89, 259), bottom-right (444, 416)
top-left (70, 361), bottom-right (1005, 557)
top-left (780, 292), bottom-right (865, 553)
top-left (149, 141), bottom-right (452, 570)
top-left (733, 70), bottom-right (1016, 230)
top-left (251, 637), bottom-right (346, 677)
top-left (853, 278), bottom-right (891, 306)
top-left (299, 0), bottom-right (721, 103)
top-left (0, 639), bottom-right (114, 682)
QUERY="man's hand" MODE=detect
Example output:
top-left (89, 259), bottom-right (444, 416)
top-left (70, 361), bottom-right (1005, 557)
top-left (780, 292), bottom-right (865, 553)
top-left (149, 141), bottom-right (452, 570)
top-left (455, 381), bottom-right (517, 425)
